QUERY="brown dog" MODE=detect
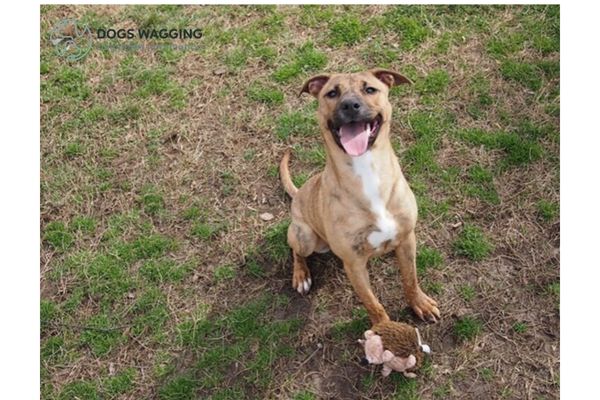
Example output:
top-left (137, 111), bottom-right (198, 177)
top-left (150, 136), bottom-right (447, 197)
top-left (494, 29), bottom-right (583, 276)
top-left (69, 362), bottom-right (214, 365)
top-left (279, 69), bottom-right (440, 324)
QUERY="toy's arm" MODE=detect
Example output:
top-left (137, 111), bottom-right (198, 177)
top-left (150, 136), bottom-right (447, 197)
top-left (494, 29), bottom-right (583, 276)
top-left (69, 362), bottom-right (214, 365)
top-left (382, 364), bottom-right (392, 377)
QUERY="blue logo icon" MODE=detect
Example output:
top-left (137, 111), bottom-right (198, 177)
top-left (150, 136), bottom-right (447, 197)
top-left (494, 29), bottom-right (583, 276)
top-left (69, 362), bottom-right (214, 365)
top-left (49, 19), bottom-right (92, 61)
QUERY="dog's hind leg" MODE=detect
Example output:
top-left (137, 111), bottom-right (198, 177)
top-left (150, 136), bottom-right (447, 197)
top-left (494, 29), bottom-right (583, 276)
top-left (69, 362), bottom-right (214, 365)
top-left (288, 221), bottom-right (318, 294)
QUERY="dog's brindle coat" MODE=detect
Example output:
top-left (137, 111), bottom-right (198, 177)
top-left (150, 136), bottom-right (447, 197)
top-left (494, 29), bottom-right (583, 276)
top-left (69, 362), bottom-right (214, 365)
top-left (280, 69), bottom-right (440, 324)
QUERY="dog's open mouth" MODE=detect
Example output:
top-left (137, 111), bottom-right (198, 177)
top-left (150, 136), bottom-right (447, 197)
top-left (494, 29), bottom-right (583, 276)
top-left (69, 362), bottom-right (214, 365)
top-left (328, 114), bottom-right (383, 157)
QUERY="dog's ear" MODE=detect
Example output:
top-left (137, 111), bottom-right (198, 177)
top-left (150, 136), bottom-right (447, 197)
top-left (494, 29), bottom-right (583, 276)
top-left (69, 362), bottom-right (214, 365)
top-left (370, 69), bottom-right (412, 88)
top-left (300, 75), bottom-right (330, 97)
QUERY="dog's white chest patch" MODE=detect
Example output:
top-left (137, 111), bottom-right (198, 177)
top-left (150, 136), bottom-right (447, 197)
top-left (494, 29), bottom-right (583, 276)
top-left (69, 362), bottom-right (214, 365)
top-left (352, 151), bottom-right (397, 249)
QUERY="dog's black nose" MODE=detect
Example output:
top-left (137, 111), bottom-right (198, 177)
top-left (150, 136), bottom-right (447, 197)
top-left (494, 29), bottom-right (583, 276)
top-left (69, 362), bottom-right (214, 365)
top-left (341, 99), bottom-right (361, 111)
top-left (338, 97), bottom-right (364, 120)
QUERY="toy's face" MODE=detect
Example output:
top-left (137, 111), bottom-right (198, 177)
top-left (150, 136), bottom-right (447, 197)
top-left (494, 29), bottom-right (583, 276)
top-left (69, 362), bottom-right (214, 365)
top-left (359, 331), bottom-right (386, 365)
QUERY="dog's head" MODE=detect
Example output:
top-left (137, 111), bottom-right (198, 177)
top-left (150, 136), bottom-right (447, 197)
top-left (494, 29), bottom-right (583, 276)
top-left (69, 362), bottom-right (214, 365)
top-left (301, 69), bottom-right (411, 157)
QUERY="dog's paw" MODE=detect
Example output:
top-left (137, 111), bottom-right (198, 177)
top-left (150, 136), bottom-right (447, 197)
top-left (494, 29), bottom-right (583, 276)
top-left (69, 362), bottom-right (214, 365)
top-left (409, 291), bottom-right (440, 322)
top-left (292, 269), bottom-right (312, 295)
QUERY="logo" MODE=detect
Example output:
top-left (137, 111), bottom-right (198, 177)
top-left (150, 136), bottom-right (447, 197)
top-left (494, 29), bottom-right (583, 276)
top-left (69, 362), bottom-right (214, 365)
top-left (49, 19), bottom-right (92, 61)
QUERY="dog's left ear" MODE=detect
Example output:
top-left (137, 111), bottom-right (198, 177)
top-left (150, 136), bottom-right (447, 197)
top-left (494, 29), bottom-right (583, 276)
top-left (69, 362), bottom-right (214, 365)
top-left (370, 69), bottom-right (412, 88)
top-left (300, 75), bottom-right (330, 97)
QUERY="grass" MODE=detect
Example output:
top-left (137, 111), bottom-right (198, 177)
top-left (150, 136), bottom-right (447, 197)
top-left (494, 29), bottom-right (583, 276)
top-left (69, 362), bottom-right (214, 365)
top-left (247, 82), bottom-right (284, 105)
top-left (79, 314), bottom-right (123, 356)
top-left (416, 246), bottom-right (443, 273)
top-left (172, 294), bottom-right (302, 397)
top-left (454, 316), bottom-right (482, 341)
top-left (213, 264), bottom-right (236, 282)
top-left (465, 165), bottom-right (499, 204)
top-left (332, 308), bottom-right (370, 340)
top-left (41, 5), bottom-right (559, 399)
top-left (459, 285), bottom-right (476, 302)
top-left (140, 185), bottom-right (165, 215)
top-left (513, 321), bottom-right (528, 334)
top-left (416, 69), bottom-right (451, 95)
top-left (537, 199), bottom-right (558, 222)
top-left (480, 367), bottom-right (494, 382)
top-left (382, 7), bottom-right (430, 50)
top-left (190, 222), bottom-right (221, 240)
top-left (272, 42), bottom-right (327, 83)
top-left (329, 15), bottom-right (369, 46)
top-left (453, 225), bottom-right (493, 261)
top-left (264, 220), bottom-right (291, 263)
top-left (500, 60), bottom-right (544, 91)
top-left (457, 128), bottom-right (543, 168)
top-left (43, 221), bottom-right (74, 252)
top-left (276, 109), bottom-right (318, 140)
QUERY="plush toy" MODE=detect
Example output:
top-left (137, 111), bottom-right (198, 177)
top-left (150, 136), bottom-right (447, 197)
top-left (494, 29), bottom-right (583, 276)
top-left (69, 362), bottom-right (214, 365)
top-left (358, 321), bottom-right (431, 378)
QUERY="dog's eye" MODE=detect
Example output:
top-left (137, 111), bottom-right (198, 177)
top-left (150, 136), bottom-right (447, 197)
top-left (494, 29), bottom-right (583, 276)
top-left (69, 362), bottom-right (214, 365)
top-left (325, 90), bottom-right (338, 98)
top-left (365, 87), bottom-right (377, 94)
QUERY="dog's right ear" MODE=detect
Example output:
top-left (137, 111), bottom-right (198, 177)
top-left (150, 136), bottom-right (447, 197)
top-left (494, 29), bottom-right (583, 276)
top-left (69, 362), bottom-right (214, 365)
top-left (300, 75), bottom-right (330, 97)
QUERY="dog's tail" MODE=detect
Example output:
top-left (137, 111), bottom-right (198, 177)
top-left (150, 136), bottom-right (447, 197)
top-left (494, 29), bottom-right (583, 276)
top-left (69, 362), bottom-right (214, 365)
top-left (280, 149), bottom-right (298, 198)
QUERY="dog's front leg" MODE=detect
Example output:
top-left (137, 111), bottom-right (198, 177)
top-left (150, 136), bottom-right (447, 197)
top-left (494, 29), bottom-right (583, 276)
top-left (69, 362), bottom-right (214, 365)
top-left (343, 258), bottom-right (390, 325)
top-left (395, 231), bottom-right (440, 322)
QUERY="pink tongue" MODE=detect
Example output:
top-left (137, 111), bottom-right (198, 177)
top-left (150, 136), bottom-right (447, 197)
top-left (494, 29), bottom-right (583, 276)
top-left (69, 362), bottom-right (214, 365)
top-left (340, 122), bottom-right (370, 156)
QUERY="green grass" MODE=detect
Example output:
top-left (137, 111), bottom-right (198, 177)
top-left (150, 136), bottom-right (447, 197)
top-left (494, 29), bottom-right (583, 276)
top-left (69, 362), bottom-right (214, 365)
top-left (467, 73), bottom-right (494, 118)
top-left (294, 144), bottom-right (326, 168)
top-left (294, 390), bottom-right (317, 400)
top-left (158, 375), bottom-right (196, 400)
top-left (383, 7), bottom-right (430, 50)
top-left (140, 186), bottom-right (165, 215)
top-left (390, 373), bottom-right (419, 399)
top-left (276, 110), bottom-right (318, 140)
top-left (454, 316), bottom-right (482, 341)
top-left (432, 383), bottom-right (452, 398)
top-left (480, 367), bottom-right (494, 382)
top-left (457, 128), bottom-right (543, 167)
top-left (171, 294), bottom-right (302, 396)
top-left (247, 82), bottom-right (284, 105)
top-left (213, 264), bottom-right (236, 282)
top-left (329, 15), bottom-right (369, 46)
top-left (424, 281), bottom-right (444, 296)
top-left (402, 109), bottom-right (454, 175)
top-left (44, 221), bottom-right (74, 252)
top-left (465, 165), bottom-right (499, 204)
top-left (331, 308), bottom-right (370, 340)
top-left (139, 259), bottom-right (192, 283)
top-left (103, 368), bottom-right (136, 397)
top-left (500, 60), bottom-right (543, 91)
top-left (59, 381), bottom-right (99, 400)
top-left (71, 216), bottom-right (97, 234)
top-left (537, 199), bottom-right (558, 221)
top-left (547, 282), bottom-right (559, 298)
top-left (42, 66), bottom-right (91, 102)
top-left (459, 284), bottom-right (476, 302)
top-left (512, 321), bottom-right (528, 334)
top-left (79, 314), bottom-right (123, 356)
top-left (416, 246), bottom-right (443, 273)
top-left (264, 220), bottom-right (291, 263)
top-left (190, 222), bottom-right (222, 240)
top-left (416, 69), bottom-right (451, 95)
top-left (487, 33), bottom-right (526, 58)
top-left (272, 42), bottom-right (327, 83)
top-left (64, 141), bottom-right (84, 157)
top-left (292, 171), bottom-right (310, 188)
top-left (453, 225), bottom-right (493, 261)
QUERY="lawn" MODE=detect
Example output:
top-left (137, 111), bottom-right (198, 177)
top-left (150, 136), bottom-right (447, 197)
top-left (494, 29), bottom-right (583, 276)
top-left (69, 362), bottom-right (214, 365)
top-left (40, 5), bottom-right (559, 399)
